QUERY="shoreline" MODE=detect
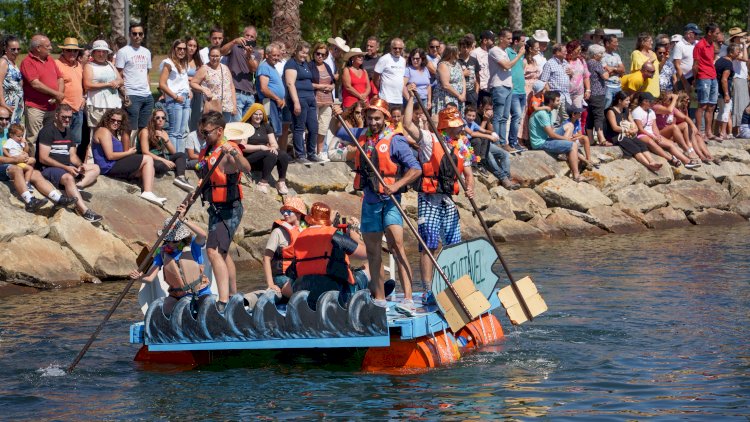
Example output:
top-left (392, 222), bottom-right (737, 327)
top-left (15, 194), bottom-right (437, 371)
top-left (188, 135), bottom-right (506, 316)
top-left (1, 139), bottom-right (748, 295)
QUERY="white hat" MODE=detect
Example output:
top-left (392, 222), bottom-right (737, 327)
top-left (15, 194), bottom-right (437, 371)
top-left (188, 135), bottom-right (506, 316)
top-left (91, 40), bottom-right (112, 53)
top-left (326, 36), bottom-right (350, 53)
top-left (224, 122), bottom-right (255, 141)
top-left (343, 48), bottom-right (365, 61)
top-left (533, 30), bottom-right (551, 43)
top-left (670, 34), bottom-right (683, 43)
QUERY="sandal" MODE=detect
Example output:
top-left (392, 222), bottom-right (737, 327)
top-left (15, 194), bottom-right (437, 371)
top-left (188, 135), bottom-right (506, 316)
top-left (669, 156), bottom-right (682, 167)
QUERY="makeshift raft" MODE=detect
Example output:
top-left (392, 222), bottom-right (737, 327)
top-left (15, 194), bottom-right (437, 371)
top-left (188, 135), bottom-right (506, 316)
top-left (130, 238), bottom-right (508, 372)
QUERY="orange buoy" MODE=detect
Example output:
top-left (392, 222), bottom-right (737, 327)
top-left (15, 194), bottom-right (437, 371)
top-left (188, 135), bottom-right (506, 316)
top-left (362, 330), bottom-right (461, 373)
top-left (455, 313), bottom-right (504, 351)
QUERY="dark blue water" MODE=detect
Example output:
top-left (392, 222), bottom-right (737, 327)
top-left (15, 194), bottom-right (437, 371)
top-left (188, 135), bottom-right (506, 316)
top-left (2, 225), bottom-right (749, 419)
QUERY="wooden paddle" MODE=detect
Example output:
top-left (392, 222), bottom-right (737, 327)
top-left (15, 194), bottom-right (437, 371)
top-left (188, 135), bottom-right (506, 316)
top-left (67, 149), bottom-right (228, 372)
top-left (335, 115), bottom-right (489, 332)
top-left (412, 95), bottom-right (544, 324)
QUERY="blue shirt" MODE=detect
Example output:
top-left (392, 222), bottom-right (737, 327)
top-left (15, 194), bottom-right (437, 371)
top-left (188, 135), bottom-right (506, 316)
top-left (363, 133), bottom-right (421, 204)
top-left (404, 66), bottom-right (430, 100)
top-left (0, 128), bottom-right (7, 150)
top-left (256, 61), bottom-right (285, 101)
top-left (283, 59), bottom-right (314, 99)
top-left (564, 119), bottom-right (582, 135)
top-left (507, 48), bottom-right (526, 94)
top-left (153, 237), bottom-right (204, 268)
top-left (463, 119), bottom-right (481, 133)
top-left (335, 127), bottom-right (367, 143)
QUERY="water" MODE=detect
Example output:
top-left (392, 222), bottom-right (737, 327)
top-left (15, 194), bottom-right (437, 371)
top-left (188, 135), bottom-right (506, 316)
top-left (1, 225), bottom-right (749, 419)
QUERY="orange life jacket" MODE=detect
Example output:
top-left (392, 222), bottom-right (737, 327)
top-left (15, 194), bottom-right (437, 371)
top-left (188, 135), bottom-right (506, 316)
top-left (293, 225), bottom-right (354, 285)
top-left (418, 135), bottom-right (464, 195)
top-left (353, 131), bottom-right (405, 194)
top-left (271, 220), bottom-right (300, 276)
top-left (198, 142), bottom-right (243, 204)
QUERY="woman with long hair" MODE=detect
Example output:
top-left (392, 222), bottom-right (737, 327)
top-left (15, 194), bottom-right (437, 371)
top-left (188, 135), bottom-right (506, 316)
top-left (185, 36), bottom-right (203, 132)
top-left (311, 42), bottom-right (335, 161)
top-left (240, 103), bottom-right (290, 194)
top-left (190, 46), bottom-right (236, 123)
top-left (159, 39), bottom-right (192, 153)
top-left (403, 48), bottom-right (431, 110)
top-left (630, 32), bottom-right (660, 98)
top-left (284, 41), bottom-right (319, 163)
top-left (341, 48), bottom-right (370, 108)
top-left (92, 108), bottom-right (166, 205)
top-left (138, 108), bottom-right (192, 191)
top-left (432, 45), bottom-right (465, 114)
top-left (0, 35), bottom-right (24, 124)
top-left (604, 91), bottom-right (663, 172)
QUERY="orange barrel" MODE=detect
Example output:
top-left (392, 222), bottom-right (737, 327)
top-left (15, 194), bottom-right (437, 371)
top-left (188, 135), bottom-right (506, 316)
top-left (362, 330), bottom-right (462, 373)
top-left (455, 313), bottom-right (504, 351)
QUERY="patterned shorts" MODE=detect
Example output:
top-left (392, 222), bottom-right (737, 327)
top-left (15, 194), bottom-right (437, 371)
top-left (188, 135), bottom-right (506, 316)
top-left (417, 193), bottom-right (461, 251)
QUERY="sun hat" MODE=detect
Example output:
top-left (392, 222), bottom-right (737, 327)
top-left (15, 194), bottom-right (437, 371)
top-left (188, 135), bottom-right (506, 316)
top-left (158, 218), bottom-right (192, 242)
top-left (305, 202), bottom-right (332, 226)
top-left (224, 122), bottom-right (255, 141)
top-left (280, 196), bottom-right (307, 216)
top-left (728, 27), bottom-right (748, 40)
top-left (326, 36), bottom-right (350, 53)
top-left (437, 106), bottom-right (464, 130)
top-left (684, 23), bottom-right (702, 35)
top-left (533, 29), bottom-right (551, 43)
top-left (60, 37), bottom-right (83, 50)
top-left (91, 40), bottom-right (112, 53)
top-left (366, 98), bottom-right (391, 119)
top-left (532, 80), bottom-right (546, 94)
top-left (343, 47), bottom-right (365, 61)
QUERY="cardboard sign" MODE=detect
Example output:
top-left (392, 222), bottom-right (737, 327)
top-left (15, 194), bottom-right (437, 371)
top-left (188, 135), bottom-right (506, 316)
top-left (430, 238), bottom-right (500, 305)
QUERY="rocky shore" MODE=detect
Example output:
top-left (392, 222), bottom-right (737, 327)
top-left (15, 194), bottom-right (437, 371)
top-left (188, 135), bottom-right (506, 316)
top-left (1, 139), bottom-right (749, 292)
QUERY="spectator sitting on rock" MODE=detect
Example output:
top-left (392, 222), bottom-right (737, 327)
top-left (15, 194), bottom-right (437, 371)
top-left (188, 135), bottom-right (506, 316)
top-left (237, 104), bottom-right (290, 195)
top-left (631, 92), bottom-right (697, 169)
top-left (604, 91), bottom-right (663, 173)
top-left (564, 106), bottom-right (597, 168)
top-left (528, 91), bottom-right (584, 182)
top-left (652, 92), bottom-right (702, 167)
top-left (36, 104), bottom-right (103, 222)
top-left (328, 100), bottom-right (365, 161)
top-left (462, 104), bottom-right (497, 175)
top-left (738, 103), bottom-right (750, 138)
top-left (185, 124), bottom-right (206, 169)
top-left (673, 91), bottom-right (717, 164)
top-left (137, 109), bottom-right (193, 192)
top-left (3, 123), bottom-right (35, 187)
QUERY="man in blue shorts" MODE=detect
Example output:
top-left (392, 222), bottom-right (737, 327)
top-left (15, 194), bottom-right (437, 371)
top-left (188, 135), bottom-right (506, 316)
top-left (529, 91), bottom-right (583, 181)
top-left (338, 98), bottom-right (422, 308)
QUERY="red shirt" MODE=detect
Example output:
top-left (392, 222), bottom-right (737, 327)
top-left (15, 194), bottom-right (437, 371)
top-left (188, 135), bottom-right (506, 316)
top-left (20, 54), bottom-right (61, 111)
top-left (692, 38), bottom-right (717, 80)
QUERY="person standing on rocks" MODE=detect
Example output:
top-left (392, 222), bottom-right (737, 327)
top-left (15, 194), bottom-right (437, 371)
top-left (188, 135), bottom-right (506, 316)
top-left (196, 111), bottom-right (251, 313)
top-left (115, 23), bottom-right (153, 140)
top-left (20, 34), bottom-right (65, 144)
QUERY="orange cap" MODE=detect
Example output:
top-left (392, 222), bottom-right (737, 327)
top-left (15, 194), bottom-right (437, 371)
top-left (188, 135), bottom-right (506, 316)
top-left (304, 202), bottom-right (332, 226)
top-left (280, 196), bottom-right (307, 216)
top-left (437, 106), bottom-right (464, 130)
top-left (366, 98), bottom-right (391, 119)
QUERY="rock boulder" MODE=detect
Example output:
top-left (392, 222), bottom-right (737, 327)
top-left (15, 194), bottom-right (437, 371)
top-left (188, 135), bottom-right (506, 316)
top-left (0, 235), bottom-right (87, 288)
top-left (687, 208), bottom-right (747, 225)
top-left (534, 177), bottom-right (613, 212)
top-left (490, 219), bottom-right (545, 242)
top-left (653, 180), bottom-right (732, 212)
top-left (730, 200), bottom-right (750, 218)
top-left (503, 188), bottom-right (548, 221)
top-left (509, 151), bottom-right (558, 188)
top-left (609, 184), bottom-right (668, 213)
top-left (286, 162), bottom-right (352, 194)
top-left (587, 205), bottom-right (648, 234)
top-left (582, 159), bottom-right (641, 195)
top-left (643, 206), bottom-right (690, 229)
top-left (543, 208), bottom-right (608, 237)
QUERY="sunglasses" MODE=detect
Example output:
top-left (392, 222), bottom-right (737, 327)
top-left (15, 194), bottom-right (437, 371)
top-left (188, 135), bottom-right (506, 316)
top-left (111, 118), bottom-right (123, 124)
top-left (176, 47), bottom-right (186, 51)
top-left (0, 117), bottom-right (9, 121)
top-left (201, 127), bottom-right (219, 137)
top-left (154, 116), bottom-right (166, 121)
top-left (8, 48), bottom-right (20, 52)
top-left (429, 45), bottom-right (439, 49)
top-left (131, 32), bottom-right (144, 36)
top-left (60, 115), bottom-right (73, 120)
top-left (314, 52), bottom-right (327, 57)
top-left (392, 47), bottom-right (403, 50)
top-left (281, 209), bottom-right (294, 216)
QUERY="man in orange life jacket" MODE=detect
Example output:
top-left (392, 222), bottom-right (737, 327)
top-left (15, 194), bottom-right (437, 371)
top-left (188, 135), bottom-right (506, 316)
top-left (291, 202), bottom-right (370, 308)
top-left (262, 196), bottom-right (307, 299)
top-left (197, 111), bottom-right (251, 313)
top-left (333, 98), bottom-right (422, 308)
top-left (403, 85), bottom-right (476, 307)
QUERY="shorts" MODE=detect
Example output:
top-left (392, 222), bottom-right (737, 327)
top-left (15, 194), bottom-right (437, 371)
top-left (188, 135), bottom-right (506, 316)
top-left (106, 154), bottom-right (144, 179)
top-left (41, 167), bottom-right (71, 187)
top-left (541, 139), bottom-right (574, 156)
top-left (272, 274), bottom-right (292, 289)
top-left (417, 193), bottom-right (461, 251)
top-left (281, 105), bottom-right (292, 124)
top-left (696, 78), bottom-right (718, 105)
top-left (361, 199), bottom-right (402, 233)
top-left (740, 124), bottom-right (750, 139)
top-left (0, 163), bottom-right (11, 181)
top-left (717, 97), bottom-right (732, 123)
top-left (207, 201), bottom-right (244, 254)
top-left (317, 104), bottom-right (333, 136)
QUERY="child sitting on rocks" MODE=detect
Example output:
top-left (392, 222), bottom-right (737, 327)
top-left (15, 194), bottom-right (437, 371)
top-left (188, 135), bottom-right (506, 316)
top-left (2, 124), bottom-right (35, 189)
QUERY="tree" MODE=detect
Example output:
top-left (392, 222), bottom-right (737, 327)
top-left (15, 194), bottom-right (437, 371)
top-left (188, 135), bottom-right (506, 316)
top-left (110, 0), bottom-right (125, 42)
top-left (509, 0), bottom-right (522, 30)
top-left (271, 0), bottom-right (301, 49)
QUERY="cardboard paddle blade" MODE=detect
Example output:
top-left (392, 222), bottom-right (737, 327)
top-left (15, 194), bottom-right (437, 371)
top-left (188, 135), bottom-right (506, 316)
top-left (498, 276), bottom-right (547, 325)
top-left (437, 275), bottom-right (492, 332)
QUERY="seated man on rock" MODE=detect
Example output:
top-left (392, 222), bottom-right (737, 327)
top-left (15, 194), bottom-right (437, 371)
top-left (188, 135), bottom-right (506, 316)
top-left (0, 105), bottom-right (76, 212)
top-left (36, 104), bottom-right (103, 222)
top-left (529, 91), bottom-right (584, 182)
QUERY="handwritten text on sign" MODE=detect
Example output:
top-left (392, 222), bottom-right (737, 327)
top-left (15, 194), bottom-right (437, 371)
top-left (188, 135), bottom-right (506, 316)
top-left (431, 238), bottom-right (500, 302)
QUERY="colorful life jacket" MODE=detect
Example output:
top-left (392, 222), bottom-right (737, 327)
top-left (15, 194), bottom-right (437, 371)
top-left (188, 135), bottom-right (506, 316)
top-left (292, 225), bottom-right (354, 285)
top-left (353, 131), bottom-right (405, 194)
top-left (271, 220), bottom-right (300, 277)
top-left (197, 142), bottom-right (243, 204)
top-left (417, 134), bottom-right (464, 195)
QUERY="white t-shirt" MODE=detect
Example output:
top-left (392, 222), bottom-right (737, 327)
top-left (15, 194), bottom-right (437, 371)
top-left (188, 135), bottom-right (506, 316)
top-left (159, 58), bottom-right (190, 95)
top-left (115, 45), bottom-right (152, 97)
top-left (374, 53), bottom-right (406, 103)
top-left (3, 138), bottom-right (25, 156)
top-left (632, 106), bottom-right (656, 136)
top-left (470, 47), bottom-right (490, 90)
top-left (671, 39), bottom-right (695, 79)
top-left (488, 46), bottom-right (512, 88)
top-left (533, 53), bottom-right (547, 70)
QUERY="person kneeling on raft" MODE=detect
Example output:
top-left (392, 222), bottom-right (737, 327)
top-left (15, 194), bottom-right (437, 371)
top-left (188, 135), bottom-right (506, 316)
top-left (289, 201), bottom-right (375, 309)
top-left (130, 203), bottom-right (211, 316)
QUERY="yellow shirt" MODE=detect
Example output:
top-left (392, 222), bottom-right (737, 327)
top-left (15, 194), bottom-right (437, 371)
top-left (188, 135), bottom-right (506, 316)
top-left (620, 72), bottom-right (649, 94)
top-left (630, 50), bottom-right (660, 97)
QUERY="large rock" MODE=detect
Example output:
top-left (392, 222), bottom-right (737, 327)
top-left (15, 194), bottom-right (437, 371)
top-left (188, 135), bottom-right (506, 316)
top-left (483, 198), bottom-right (516, 226)
top-left (582, 159), bottom-right (642, 195)
top-left (687, 208), bottom-right (747, 225)
top-left (609, 184), bottom-right (668, 213)
top-left (587, 205), bottom-right (648, 234)
top-left (708, 145), bottom-right (750, 163)
top-left (49, 211), bottom-right (137, 279)
top-left (509, 151), bottom-right (558, 188)
top-left (526, 215), bottom-right (566, 239)
top-left (0, 198), bottom-right (49, 242)
top-left (730, 200), bottom-right (750, 218)
top-left (534, 177), bottom-right (613, 212)
top-left (457, 208), bottom-right (486, 239)
top-left (503, 188), bottom-right (548, 221)
top-left (653, 180), bottom-right (732, 212)
top-left (237, 192), bottom-right (283, 237)
top-left (672, 164), bottom-right (712, 182)
top-left (636, 155), bottom-right (674, 186)
top-left (285, 162), bottom-right (353, 193)
top-left (401, 191), bottom-right (418, 218)
top-left (454, 179), bottom-right (492, 210)
top-left (703, 161), bottom-right (750, 182)
top-left (0, 235), bottom-right (87, 289)
top-left (300, 191), bottom-right (363, 222)
top-left (724, 175), bottom-right (750, 200)
top-left (643, 206), bottom-right (690, 229)
top-left (490, 219), bottom-right (545, 242)
top-left (543, 208), bottom-right (608, 237)
top-left (707, 138), bottom-right (750, 151)
top-left (591, 146), bottom-right (624, 163)
top-left (611, 203), bottom-right (649, 227)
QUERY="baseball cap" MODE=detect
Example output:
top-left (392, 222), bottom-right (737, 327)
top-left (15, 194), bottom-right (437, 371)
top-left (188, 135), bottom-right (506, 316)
top-left (684, 23), bottom-right (703, 35)
top-left (532, 80), bottom-right (546, 94)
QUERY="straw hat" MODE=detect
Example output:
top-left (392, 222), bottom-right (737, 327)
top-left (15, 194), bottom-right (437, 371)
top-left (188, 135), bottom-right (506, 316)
top-left (158, 218), bottom-right (192, 242)
top-left (91, 40), bottom-right (112, 53)
top-left (305, 202), bottom-right (332, 226)
top-left (366, 98), bottom-right (391, 119)
top-left (60, 37), bottom-right (83, 50)
top-left (437, 106), bottom-right (464, 130)
top-left (280, 196), bottom-right (307, 216)
top-left (224, 122), bottom-right (255, 141)
top-left (343, 48), bottom-right (365, 61)
top-left (728, 27), bottom-right (748, 40)
top-left (326, 36), bottom-right (350, 53)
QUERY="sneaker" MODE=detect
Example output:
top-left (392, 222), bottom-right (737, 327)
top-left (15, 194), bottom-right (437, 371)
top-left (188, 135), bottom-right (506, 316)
top-left (55, 195), bottom-right (77, 208)
top-left (140, 191), bottom-right (167, 206)
top-left (277, 181), bottom-right (289, 195)
top-left (422, 291), bottom-right (437, 306)
top-left (384, 279), bottom-right (396, 297)
top-left (81, 209), bottom-right (103, 223)
top-left (294, 157), bottom-right (311, 165)
top-left (308, 154), bottom-right (324, 163)
top-left (500, 178), bottom-right (520, 190)
top-left (172, 176), bottom-right (194, 192)
top-left (395, 299), bottom-right (417, 317)
top-left (26, 182), bottom-right (34, 193)
top-left (685, 160), bottom-right (701, 169)
top-left (317, 152), bottom-right (330, 162)
top-left (372, 298), bottom-right (388, 308)
top-left (256, 182), bottom-right (269, 194)
top-left (24, 197), bottom-right (48, 212)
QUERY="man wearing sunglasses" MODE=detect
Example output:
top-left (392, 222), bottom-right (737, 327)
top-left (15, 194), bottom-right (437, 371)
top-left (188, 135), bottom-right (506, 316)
top-left (20, 34), bottom-right (65, 145)
top-left (374, 38), bottom-right (407, 110)
top-left (115, 22), bottom-right (153, 140)
top-left (54, 37), bottom-right (85, 146)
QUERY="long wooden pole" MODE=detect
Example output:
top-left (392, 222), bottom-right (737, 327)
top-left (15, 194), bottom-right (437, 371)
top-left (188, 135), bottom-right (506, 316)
top-left (67, 150), bottom-right (228, 372)
top-left (335, 115), bottom-right (472, 318)
top-left (413, 98), bottom-right (534, 321)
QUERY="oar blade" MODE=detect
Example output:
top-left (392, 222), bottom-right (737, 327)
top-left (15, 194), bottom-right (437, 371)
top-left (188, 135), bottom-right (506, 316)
top-left (498, 276), bottom-right (547, 325)
top-left (437, 275), bottom-right (491, 332)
